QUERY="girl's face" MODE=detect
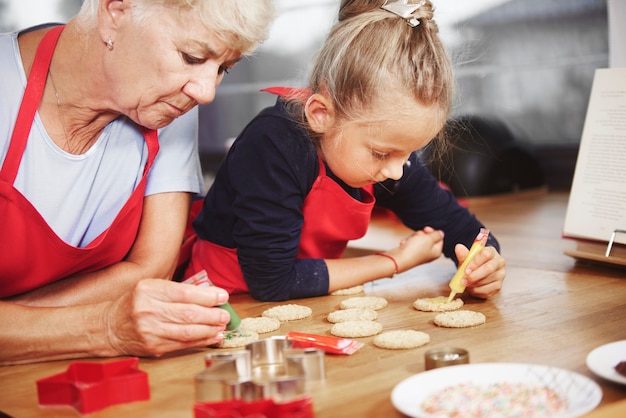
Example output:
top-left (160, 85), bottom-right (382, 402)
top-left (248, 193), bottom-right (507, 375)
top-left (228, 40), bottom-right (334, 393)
top-left (106, 5), bottom-right (241, 130)
top-left (319, 103), bottom-right (444, 188)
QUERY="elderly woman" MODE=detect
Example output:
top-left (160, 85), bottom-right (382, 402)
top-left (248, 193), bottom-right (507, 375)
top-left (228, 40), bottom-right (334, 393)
top-left (0, 0), bottom-right (274, 365)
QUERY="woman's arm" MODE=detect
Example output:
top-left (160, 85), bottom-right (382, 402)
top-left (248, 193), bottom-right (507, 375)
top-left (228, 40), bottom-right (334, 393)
top-left (8, 192), bottom-right (191, 307)
top-left (0, 193), bottom-right (240, 366)
top-left (0, 278), bottom-right (231, 365)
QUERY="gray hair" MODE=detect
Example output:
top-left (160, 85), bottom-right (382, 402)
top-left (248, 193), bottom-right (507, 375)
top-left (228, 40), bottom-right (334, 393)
top-left (76, 0), bottom-right (275, 54)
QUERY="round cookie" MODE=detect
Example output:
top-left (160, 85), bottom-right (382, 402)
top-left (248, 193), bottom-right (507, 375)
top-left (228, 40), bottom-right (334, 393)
top-left (262, 304), bottom-right (312, 321)
top-left (240, 317), bottom-right (281, 334)
top-left (327, 308), bottom-right (378, 323)
top-left (340, 296), bottom-right (388, 311)
top-left (413, 296), bottom-right (464, 312)
top-left (433, 310), bottom-right (486, 328)
top-left (330, 320), bottom-right (383, 338)
top-left (331, 285), bottom-right (365, 296)
top-left (217, 330), bottom-right (259, 348)
top-left (373, 330), bottom-right (430, 350)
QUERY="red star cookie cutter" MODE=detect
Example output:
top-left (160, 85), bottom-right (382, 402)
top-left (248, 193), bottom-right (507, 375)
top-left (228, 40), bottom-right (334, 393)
top-left (193, 396), bottom-right (314, 418)
top-left (36, 357), bottom-right (150, 414)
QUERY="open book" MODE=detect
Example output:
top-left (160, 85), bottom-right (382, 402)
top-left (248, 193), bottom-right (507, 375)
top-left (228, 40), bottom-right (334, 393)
top-left (563, 68), bottom-right (626, 266)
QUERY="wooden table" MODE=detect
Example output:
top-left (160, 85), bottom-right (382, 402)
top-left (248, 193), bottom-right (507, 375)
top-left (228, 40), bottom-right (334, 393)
top-left (1, 191), bottom-right (625, 417)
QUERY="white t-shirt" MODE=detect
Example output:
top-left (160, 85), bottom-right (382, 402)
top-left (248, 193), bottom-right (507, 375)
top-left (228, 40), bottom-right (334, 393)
top-left (0, 29), bottom-right (205, 247)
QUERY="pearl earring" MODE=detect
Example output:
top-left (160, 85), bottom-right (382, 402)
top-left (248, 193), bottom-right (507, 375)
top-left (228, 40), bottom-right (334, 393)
top-left (106, 38), bottom-right (114, 50)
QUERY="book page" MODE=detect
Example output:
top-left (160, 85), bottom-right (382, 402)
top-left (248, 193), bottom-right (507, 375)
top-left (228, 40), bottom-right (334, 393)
top-left (563, 68), bottom-right (626, 244)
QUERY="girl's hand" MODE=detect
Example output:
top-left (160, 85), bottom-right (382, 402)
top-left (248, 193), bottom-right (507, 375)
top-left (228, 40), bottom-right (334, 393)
top-left (388, 226), bottom-right (444, 272)
top-left (454, 244), bottom-right (506, 298)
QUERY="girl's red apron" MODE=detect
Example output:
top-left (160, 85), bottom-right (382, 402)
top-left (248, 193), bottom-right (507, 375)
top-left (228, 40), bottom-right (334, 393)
top-left (185, 87), bottom-right (375, 293)
top-left (0, 26), bottom-right (159, 298)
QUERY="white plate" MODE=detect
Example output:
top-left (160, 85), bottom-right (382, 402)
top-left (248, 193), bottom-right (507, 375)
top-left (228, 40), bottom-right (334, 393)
top-left (586, 340), bottom-right (626, 385)
top-left (391, 363), bottom-right (602, 418)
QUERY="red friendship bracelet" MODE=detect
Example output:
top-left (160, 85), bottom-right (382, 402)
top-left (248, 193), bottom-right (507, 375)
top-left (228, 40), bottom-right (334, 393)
top-left (376, 252), bottom-right (399, 277)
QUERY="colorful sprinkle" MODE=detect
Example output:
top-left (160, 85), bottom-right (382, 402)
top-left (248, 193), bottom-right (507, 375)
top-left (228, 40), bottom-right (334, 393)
top-left (421, 382), bottom-right (567, 417)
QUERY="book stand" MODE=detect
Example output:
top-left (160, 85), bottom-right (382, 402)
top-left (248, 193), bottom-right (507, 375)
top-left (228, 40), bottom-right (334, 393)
top-left (565, 229), bottom-right (626, 268)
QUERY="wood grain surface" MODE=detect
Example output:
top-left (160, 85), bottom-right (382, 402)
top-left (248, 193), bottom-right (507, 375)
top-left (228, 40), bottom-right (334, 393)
top-left (1, 192), bottom-right (625, 417)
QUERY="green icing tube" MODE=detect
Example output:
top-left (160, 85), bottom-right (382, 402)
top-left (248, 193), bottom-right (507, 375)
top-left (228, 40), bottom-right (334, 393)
top-left (218, 300), bottom-right (241, 331)
top-left (182, 270), bottom-right (241, 331)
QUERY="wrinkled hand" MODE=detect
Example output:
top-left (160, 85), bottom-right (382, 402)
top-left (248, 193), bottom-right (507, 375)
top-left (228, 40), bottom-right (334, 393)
top-left (104, 279), bottom-right (230, 357)
top-left (454, 244), bottom-right (506, 299)
top-left (388, 226), bottom-right (444, 273)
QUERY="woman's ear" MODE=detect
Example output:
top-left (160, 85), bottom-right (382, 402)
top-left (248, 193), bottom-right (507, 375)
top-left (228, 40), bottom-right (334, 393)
top-left (98, 0), bottom-right (126, 44)
top-left (305, 93), bottom-right (335, 133)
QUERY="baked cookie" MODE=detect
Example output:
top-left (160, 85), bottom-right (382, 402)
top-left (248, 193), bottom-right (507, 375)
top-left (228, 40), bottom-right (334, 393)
top-left (327, 308), bottom-right (378, 323)
top-left (413, 296), bottom-right (464, 312)
top-left (330, 320), bottom-right (383, 338)
top-left (340, 296), bottom-right (388, 310)
top-left (373, 330), bottom-right (430, 350)
top-left (240, 317), bottom-right (281, 334)
top-left (331, 285), bottom-right (365, 296)
top-left (217, 330), bottom-right (259, 348)
top-left (261, 304), bottom-right (312, 321)
top-left (433, 310), bottom-right (486, 328)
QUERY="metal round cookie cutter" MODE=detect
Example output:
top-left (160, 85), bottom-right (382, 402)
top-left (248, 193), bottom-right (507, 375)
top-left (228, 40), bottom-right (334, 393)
top-left (424, 347), bottom-right (469, 370)
top-left (196, 336), bottom-right (325, 402)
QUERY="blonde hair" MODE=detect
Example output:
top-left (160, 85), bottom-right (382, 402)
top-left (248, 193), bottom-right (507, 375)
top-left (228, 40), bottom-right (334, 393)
top-left (76, 0), bottom-right (275, 55)
top-left (289, 0), bottom-right (453, 148)
top-left (326, 0), bottom-right (450, 117)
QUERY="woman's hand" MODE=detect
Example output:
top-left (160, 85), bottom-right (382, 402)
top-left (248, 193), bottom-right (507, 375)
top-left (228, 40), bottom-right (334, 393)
top-left (104, 279), bottom-right (231, 357)
top-left (454, 244), bottom-right (506, 299)
top-left (387, 226), bottom-right (445, 272)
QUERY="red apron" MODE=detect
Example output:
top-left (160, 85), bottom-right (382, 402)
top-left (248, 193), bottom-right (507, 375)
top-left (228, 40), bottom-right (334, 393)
top-left (298, 159), bottom-right (375, 259)
top-left (185, 89), bottom-right (375, 293)
top-left (0, 26), bottom-right (159, 298)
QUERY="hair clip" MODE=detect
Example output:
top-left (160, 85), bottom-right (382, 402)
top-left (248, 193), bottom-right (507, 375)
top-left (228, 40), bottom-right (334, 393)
top-left (381, 0), bottom-right (426, 27)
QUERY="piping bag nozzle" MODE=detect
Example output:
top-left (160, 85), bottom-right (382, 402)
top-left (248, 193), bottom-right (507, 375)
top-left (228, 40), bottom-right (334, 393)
top-left (446, 290), bottom-right (457, 304)
top-left (447, 228), bottom-right (490, 302)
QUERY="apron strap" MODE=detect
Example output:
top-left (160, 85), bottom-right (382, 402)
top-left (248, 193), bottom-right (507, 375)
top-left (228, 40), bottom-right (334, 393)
top-left (260, 86), bottom-right (311, 101)
top-left (141, 127), bottom-right (159, 175)
top-left (0, 25), bottom-right (64, 183)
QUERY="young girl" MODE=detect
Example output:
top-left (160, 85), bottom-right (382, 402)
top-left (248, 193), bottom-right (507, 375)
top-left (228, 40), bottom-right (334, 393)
top-left (185, 0), bottom-right (506, 302)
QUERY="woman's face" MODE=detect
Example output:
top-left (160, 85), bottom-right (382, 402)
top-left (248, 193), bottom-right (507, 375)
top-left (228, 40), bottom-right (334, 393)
top-left (320, 102), bottom-right (444, 189)
top-left (107, 6), bottom-right (241, 129)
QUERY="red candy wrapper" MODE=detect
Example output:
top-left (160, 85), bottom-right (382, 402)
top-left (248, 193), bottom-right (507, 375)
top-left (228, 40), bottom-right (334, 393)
top-left (286, 332), bottom-right (363, 355)
top-left (183, 270), bottom-right (212, 287)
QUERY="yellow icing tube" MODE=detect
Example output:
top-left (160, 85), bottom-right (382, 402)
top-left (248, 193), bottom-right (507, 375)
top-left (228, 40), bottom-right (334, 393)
top-left (447, 228), bottom-right (490, 302)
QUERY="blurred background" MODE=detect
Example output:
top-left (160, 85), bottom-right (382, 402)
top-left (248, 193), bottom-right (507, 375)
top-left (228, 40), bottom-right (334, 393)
top-left (2, 0), bottom-right (621, 195)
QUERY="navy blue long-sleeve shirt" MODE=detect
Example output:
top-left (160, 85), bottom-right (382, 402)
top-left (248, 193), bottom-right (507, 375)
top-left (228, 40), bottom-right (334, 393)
top-left (193, 98), bottom-right (499, 301)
